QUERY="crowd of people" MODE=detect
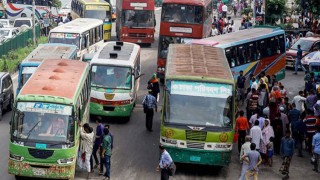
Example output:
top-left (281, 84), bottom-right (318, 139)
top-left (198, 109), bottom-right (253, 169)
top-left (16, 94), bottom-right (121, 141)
top-left (235, 70), bottom-right (320, 179)
top-left (212, 15), bottom-right (253, 36)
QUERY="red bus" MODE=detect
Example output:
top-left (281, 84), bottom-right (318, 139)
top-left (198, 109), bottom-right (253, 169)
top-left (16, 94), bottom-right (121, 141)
top-left (157, 0), bottom-right (213, 82)
top-left (116, 0), bottom-right (155, 45)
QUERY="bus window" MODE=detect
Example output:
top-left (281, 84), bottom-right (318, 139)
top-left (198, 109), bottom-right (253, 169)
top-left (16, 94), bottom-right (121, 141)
top-left (278, 35), bottom-right (285, 53)
top-left (247, 42), bottom-right (256, 62)
top-left (161, 4), bottom-right (203, 24)
top-left (81, 34), bottom-right (87, 50)
top-left (225, 47), bottom-right (237, 67)
top-left (267, 38), bottom-right (274, 56)
top-left (237, 45), bottom-right (247, 65)
top-left (258, 40), bottom-right (267, 58)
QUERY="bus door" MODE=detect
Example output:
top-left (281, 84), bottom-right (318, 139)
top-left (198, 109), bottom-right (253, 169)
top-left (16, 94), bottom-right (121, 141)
top-left (133, 56), bottom-right (141, 100)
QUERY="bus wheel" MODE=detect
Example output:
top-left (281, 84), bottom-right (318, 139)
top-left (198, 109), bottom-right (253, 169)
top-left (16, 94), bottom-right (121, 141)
top-left (123, 116), bottom-right (130, 122)
top-left (15, 175), bottom-right (23, 180)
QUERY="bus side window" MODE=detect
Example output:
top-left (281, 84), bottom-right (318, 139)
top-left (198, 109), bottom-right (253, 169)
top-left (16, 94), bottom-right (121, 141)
top-left (268, 37), bottom-right (275, 56)
top-left (247, 42), bottom-right (256, 62)
top-left (225, 48), bottom-right (236, 67)
top-left (237, 45), bottom-right (246, 65)
top-left (258, 40), bottom-right (266, 59)
top-left (278, 35), bottom-right (285, 53)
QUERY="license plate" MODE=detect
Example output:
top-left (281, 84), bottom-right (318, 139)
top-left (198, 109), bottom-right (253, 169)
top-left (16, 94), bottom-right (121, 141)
top-left (190, 156), bottom-right (201, 162)
top-left (33, 168), bottom-right (45, 176)
top-left (137, 40), bottom-right (141, 43)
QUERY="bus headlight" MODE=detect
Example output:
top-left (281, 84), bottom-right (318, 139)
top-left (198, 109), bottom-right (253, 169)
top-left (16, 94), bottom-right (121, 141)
top-left (57, 157), bottom-right (74, 164)
top-left (161, 137), bottom-right (177, 145)
top-left (122, 34), bottom-right (128, 37)
top-left (9, 153), bottom-right (24, 161)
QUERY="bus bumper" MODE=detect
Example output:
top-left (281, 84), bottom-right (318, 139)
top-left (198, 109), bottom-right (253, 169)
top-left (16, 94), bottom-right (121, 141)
top-left (121, 37), bottom-right (154, 44)
top-left (163, 146), bottom-right (232, 166)
top-left (90, 102), bottom-right (133, 117)
top-left (8, 159), bottom-right (75, 179)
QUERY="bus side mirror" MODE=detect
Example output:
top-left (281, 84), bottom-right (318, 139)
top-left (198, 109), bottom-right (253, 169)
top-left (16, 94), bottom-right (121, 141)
top-left (135, 73), bottom-right (145, 80)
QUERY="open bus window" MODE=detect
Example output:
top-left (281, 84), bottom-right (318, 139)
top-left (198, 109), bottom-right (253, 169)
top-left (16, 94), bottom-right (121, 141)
top-left (237, 45), bottom-right (247, 65)
top-left (225, 47), bottom-right (237, 67)
top-left (247, 42), bottom-right (256, 62)
top-left (91, 65), bottom-right (132, 89)
top-left (12, 102), bottom-right (74, 145)
top-left (164, 81), bottom-right (233, 128)
top-left (122, 10), bottom-right (154, 28)
top-left (161, 4), bottom-right (203, 24)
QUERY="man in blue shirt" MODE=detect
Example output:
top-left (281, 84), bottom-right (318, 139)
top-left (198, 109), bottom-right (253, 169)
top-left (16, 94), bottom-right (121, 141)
top-left (294, 44), bottom-right (306, 75)
top-left (280, 130), bottom-right (295, 179)
top-left (241, 143), bottom-right (262, 180)
top-left (142, 89), bottom-right (157, 132)
top-left (157, 145), bottom-right (173, 180)
top-left (312, 126), bottom-right (320, 172)
top-left (91, 117), bottom-right (104, 174)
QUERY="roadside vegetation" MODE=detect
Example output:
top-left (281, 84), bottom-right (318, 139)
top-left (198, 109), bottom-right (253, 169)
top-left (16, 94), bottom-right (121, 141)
top-left (0, 36), bottom-right (48, 73)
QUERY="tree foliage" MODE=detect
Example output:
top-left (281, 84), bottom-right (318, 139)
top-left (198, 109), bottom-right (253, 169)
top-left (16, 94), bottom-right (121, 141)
top-left (53, 0), bottom-right (62, 8)
top-left (266, 0), bottom-right (286, 25)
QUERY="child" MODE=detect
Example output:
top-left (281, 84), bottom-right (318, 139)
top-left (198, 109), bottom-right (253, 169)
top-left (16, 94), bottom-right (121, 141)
top-left (267, 137), bottom-right (274, 167)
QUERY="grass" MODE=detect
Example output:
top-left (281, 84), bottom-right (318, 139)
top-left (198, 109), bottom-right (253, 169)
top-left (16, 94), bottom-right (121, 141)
top-left (0, 36), bottom-right (48, 73)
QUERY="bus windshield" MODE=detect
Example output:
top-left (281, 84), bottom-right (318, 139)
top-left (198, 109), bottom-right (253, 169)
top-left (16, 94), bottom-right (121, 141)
top-left (159, 36), bottom-right (193, 58)
top-left (164, 81), bottom-right (233, 128)
top-left (49, 33), bottom-right (80, 49)
top-left (20, 66), bottom-right (37, 87)
top-left (91, 65), bottom-right (132, 89)
top-left (122, 10), bottom-right (154, 28)
top-left (12, 102), bottom-right (74, 144)
top-left (85, 10), bottom-right (110, 20)
top-left (161, 4), bottom-right (203, 24)
top-left (291, 39), bottom-right (313, 51)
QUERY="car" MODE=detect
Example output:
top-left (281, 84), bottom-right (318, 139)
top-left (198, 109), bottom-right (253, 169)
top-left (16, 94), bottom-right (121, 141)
top-left (0, 72), bottom-right (14, 120)
top-left (286, 36), bottom-right (320, 68)
top-left (0, 27), bottom-right (20, 39)
top-left (13, 17), bottom-right (33, 28)
top-left (0, 19), bottom-right (12, 28)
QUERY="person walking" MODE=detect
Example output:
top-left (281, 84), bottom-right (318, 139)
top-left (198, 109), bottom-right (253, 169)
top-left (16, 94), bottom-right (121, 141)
top-left (79, 123), bottom-right (94, 179)
top-left (157, 145), bottom-right (173, 180)
top-left (250, 120), bottom-right (263, 152)
top-left (236, 110), bottom-right (250, 153)
top-left (272, 113), bottom-right (284, 154)
top-left (294, 45), bottom-right (306, 74)
top-left (92, 117), bottom-right (104, 175)
top-left (247, 88), bottom-right (259, 120)
top-left (304, 110), bottom-right (319, 154)
top-left (101, 128), bottom-right (112, 180)
top-left (239, 136), bottom-right (251, 180)
top-left (312, 126), bottom-right (320, 172)
top-left (292, 91), bottom-right (306, 113)
top-left (241, 143), bottom-right (262, 180)
top-left (237, 70), bottom-right (246, 104)
top-left (260, 119), bottom-right (274, 164)
top-left (148, 73), bottom-right (160, 101)
top-left (279, 130), bottom-right (295, 179)
top-left (142, 89), bottom-right (157, 132)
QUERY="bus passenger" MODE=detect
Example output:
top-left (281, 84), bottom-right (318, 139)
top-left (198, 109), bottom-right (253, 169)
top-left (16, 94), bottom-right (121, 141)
top-left (39, 117), bottom-right (66, 136)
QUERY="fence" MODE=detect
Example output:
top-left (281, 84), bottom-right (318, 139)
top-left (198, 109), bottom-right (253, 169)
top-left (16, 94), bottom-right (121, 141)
top-left (0, 25), bottom-right (41, 57)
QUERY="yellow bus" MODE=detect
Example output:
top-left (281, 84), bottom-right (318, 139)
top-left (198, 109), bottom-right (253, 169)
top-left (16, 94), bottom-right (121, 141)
top-left (71, 0), bottom-right (112, 41)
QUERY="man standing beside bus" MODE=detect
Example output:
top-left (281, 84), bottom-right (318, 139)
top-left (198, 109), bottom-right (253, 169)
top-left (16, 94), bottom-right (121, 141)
top-left (142, 89), bottom-right (157, 132)
top-left (156, 145), bottom-right (173, 180)
top-left (294, 45), bottom-right (306, 75)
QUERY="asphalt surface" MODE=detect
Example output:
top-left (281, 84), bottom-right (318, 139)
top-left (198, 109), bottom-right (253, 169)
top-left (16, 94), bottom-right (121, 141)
top-left (0, 8), bottom-right (319, 180)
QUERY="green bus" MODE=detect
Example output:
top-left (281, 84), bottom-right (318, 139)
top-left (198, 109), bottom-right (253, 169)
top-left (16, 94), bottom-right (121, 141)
top-left (9, 59), bottom-right (91, 179)
top-left (160, 44), bottom-right (235, 166)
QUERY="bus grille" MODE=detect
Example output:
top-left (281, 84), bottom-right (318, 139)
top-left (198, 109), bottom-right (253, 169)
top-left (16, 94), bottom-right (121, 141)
top-left (186, 130), bottom-right (207, 141)
top-left (128, 33), bottom-right (147, 38)
top-left (28, 148), bottom-right (54, 159)
top-left (186, 141), bottom-right (205, 149)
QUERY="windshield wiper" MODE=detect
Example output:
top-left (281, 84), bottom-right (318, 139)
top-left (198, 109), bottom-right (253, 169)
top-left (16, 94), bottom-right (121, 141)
top-left (25, 120), bottom-right (41, 143)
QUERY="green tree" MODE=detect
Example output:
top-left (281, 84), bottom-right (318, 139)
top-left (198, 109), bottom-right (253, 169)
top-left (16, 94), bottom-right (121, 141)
top-left (266, 0), bottom-right (286, 25)
top-left (53, 0), bottom-right (62, 8)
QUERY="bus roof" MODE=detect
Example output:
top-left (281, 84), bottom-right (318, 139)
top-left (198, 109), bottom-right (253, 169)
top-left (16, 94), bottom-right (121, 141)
top-left (166, 44), bottom-right (233, 81)
top-left (77, 0), bottom-right (110, 5)
top-left (20, 59), bottom-right (88, 100)
top-left (22, 43), bottom-right (77, 63)
top-left (163, 0), bottom-right (211, 6)
top-left (90, 41), bottom-right (140, 67)
top-left (49, 18), bottom-right (103, 34)
top-left (201, 27), bottom-right (284, 47)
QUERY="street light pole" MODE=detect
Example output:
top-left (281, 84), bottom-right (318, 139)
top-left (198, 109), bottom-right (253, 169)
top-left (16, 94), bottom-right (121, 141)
top-left (32, 0), bottom-right (36, 45)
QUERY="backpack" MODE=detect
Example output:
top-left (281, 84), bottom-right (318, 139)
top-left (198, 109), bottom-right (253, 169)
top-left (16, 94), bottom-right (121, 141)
top-left (167, 162), bottom-right (176, 176)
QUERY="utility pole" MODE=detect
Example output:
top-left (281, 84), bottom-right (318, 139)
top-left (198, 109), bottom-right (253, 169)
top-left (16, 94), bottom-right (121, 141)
top-left (32, 0), bottom-right (36, 45)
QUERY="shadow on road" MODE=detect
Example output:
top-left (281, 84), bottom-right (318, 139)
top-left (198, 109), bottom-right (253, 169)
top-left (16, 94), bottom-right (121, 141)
top-left (175, 163), bottom-right (225, 177)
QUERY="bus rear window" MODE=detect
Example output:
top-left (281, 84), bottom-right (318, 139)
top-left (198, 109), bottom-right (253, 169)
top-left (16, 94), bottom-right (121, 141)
top-left (161, 4), bottom-right (203, 24)
top-left (49, 33), bottom-right (80, 48)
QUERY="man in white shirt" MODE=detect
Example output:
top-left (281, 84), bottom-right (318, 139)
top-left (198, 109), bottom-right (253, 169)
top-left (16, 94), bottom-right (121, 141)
top-left (222, 3), bottom-right (228, 18)
top-left (250, 120), bottom-right (262, 151)
top-left (251, 77), bottom-right (258, 90)
top-left (211, 24), bottom-right (219, 36)
top-left (292, 91), bottom-right (306, 112)
top-left (239, 136), bottom-right (252, 180)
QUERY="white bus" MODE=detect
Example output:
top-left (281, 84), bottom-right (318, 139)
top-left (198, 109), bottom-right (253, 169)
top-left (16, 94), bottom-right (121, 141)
top-left (0, 0), bottom-right (58, 19)
top-left (89, 41), bottom-right (142, 120)
top-left (48, 18), bottom-right (104, 59)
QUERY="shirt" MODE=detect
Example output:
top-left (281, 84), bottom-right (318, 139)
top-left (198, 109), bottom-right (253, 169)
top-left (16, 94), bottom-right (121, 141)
top-left (280, 113), bottom-right (289, 136)
top-left (240, 142), bottom-right (251, 162)
top-left (250, 126), bottom-right (262, 148)
top-left (313, 133), bottom-right (320, 154)
top-left (280, 137), bottom-right (295, 156)
top-left (246, 150), bottom-right (261, 171)
top-left (306, 94), bottom-right (317, 111)
top-left (102, 134), bottom-right (112, 156)
top-left (222, 5), bottom-right (228, 12)
top-left (159, 150), bottom-right (173, 169)
top-left (237, 75), bottom-right (246, 88)
top-left (80, 127), bottom-right (94, 154)
top-left (249, 114), bottom-right (258, 125)
top-left (142, 94), bottom-right (157, 109)
top-left (297, 48), bottom-right (302, 60)
top-left (94, 123), bottom-right (104, 146)
top-left (258, 117), bottom-right (265, 130)
top-left (236, 116), bottom-right (249, 131)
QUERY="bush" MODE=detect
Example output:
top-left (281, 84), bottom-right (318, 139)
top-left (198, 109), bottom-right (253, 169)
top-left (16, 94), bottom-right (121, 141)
top-left (0, 36), bottom-right (48, 72)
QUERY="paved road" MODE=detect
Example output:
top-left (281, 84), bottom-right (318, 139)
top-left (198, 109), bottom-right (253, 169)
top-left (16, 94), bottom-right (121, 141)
top-left (0, 8), bottom-right (319, 180)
